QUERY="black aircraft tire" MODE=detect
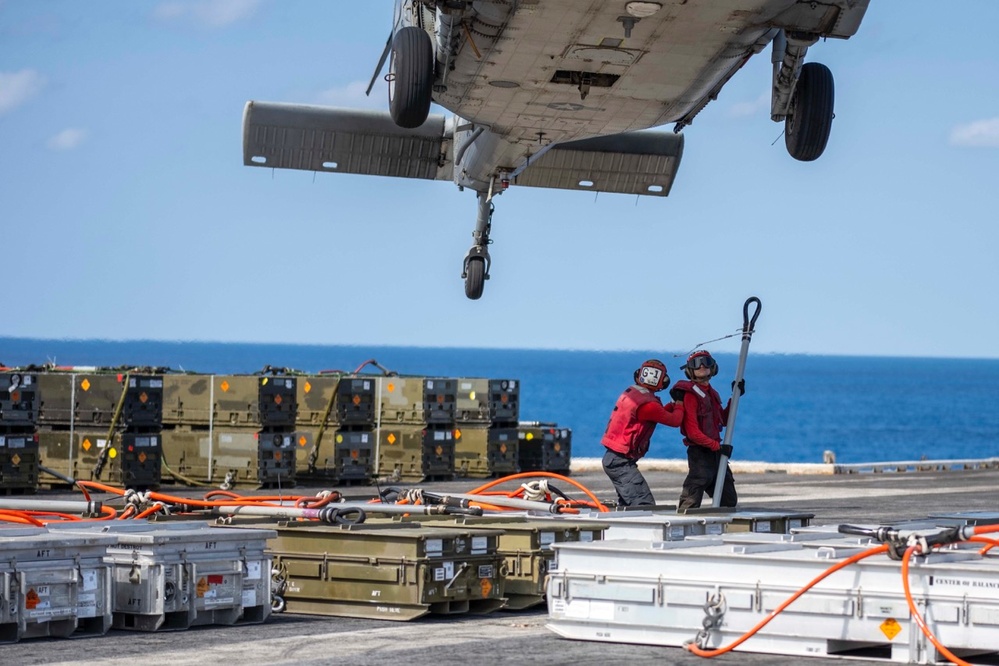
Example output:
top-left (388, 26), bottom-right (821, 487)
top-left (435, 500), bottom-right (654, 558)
top-left (389, 26), bottom-right (434, 129)
top-left (464, 257), bottom-right (485, 300)
top-left (785, 62), bottom-right (835, 162)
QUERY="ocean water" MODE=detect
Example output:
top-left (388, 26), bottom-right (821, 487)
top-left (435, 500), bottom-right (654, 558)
top-left (3, 337), bottom-right (998, 465)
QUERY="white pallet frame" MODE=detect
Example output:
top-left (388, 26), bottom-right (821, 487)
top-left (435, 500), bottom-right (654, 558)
top-left (546, 532), bottom-right (999, 664)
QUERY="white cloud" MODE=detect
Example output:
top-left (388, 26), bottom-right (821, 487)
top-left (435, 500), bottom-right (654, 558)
top-left (0, 69), bottom-right (45, 115)
top-left (316, 81), bottom-right (386, 109)
top-left (47, 128), bottom-right (88, 151)
top-left (154, 0), bottom-right (262, 28)
top-left (949, 118), bottom-right (999, 148)
top-left (729, 91), bottom-right (770, 118)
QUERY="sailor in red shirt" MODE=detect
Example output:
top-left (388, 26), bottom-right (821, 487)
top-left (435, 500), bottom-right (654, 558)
top-left (670, 350), bottom-right (742, 510)
top-left (601, 359), bottom-right (684, 507)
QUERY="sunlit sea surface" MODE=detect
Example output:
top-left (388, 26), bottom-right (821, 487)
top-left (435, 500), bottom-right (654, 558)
top-left (3, 338), bottom-right (998, 464)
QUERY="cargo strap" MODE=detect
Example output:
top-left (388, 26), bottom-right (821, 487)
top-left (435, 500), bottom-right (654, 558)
top-left (92, 372), bottom-right (130, 480)
top-left (307, 376), bottom-right (342, 473)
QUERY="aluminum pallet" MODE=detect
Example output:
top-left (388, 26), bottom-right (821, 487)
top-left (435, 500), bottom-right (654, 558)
top-left (546, 530), bottom-right (999, 664)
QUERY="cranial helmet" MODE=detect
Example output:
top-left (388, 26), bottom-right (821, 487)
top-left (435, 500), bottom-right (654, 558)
top-left (683, 350), bottom-right (718, 379)
top-left (634, 359), bottom-right (670, 392)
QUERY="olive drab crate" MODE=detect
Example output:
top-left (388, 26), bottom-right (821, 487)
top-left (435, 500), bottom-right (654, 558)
top-left (160, 427), bottom-right (296, 489)
top-left (378, 376), bottom-right (457, 426)
top-left (377, 424), bottom-right (455, 482)
top-left (454, 378), bottom-right (519, 425)
top-left (453, 425), bottom-right (518, 478)
top-left (517, 423), bottom-right (571, 474)
top-left (331, 429), bottom-right (375, 482)
top-left (1, 372), bottom-right (38, 426)
top-left (221, 520), bottom-right (506, 621)
top-left (36, 428), bottom-right (162, 489)
top-left (31, 371), bottom-right (164, 489)
top-left (387, 515), bottom-right (608, 610)
top-left (1, 372), bottom-right (39, 493)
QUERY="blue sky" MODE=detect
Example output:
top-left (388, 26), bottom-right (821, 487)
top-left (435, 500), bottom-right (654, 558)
top-left (2, 1), bottom-right (997, 359)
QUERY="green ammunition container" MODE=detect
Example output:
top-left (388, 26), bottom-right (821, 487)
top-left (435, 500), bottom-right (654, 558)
top-left (36, 372), bottom-right (162, 428)
top-left (455, 378), bottom-right (520, 425)
top-left (387, 515), bottom-right (608, 610)
top-left (332, 429), bottom-right (375, 483)
top-left (257, 376), bottom-right (297, 427)
top-left (212, 375), bottom-right (297, 428)
top-left (161, 374), bottom-right (213, 426)
top-left (454, 425), bottom-right (518, 478)
top-left (294, 374), bottom-right (341, 427)
top-left (377, 425), bottom-right (454, 482)
top-left (254, 521), bottom-right (507, 620)
top-left (35, 372), bottom-right (78, 425)
top-left (1, 372), bottom-right (38, 426)
top-left (378, 377), bottom-right (456, 425)
top-left (294, 428), bottom-right (374, 485)
top-left (337, 376), bottom-right (377, 426)
top-left (36, 427), bottom-right (160, 488)
top-left (0, 432), bottom-right (39, 493)
top-left (518, 423), bottom-right (572, 474)
top-left (36, 427), bottom-right (74, 485)
top-left (160, 426), bottom-right (296, 489)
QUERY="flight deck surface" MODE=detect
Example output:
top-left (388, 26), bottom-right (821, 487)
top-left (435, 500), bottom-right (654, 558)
top-left (8, 466), bottom-right (999, 666)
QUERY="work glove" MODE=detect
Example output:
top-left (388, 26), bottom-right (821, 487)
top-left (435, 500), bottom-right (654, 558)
top-left (719, 444), bottom-right (733, 458)
top-left (731, 379), bottom-right (746, 396)
top-left (669, 388), bottom-right (685, 403)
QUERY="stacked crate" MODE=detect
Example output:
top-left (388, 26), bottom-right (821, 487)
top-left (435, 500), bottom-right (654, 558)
top-left (36, 371), bottom-right (164, 489)
top-left (160, 373), bottom-right (298, 488)
top-left (0, 371), bottom-right (39, 493)
top-left (376, 376), bottom-right (457, 482)
top-left (517, 422), bottom-right (572, 475)
top-left (294, 373), bottom-right (378, 485)
top-left (453, 379), bottom-right (520, 478)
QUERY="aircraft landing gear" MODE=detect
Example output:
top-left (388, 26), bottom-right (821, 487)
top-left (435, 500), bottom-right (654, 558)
top-left (784, 62), bottom-right (835, 162)
top-left (388, 26), bottom-right (434, 129)
top-left (462, 192), bottom-right (493, 300)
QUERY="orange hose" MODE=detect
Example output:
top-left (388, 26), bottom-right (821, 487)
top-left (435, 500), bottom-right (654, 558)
top-left (0, 510), bottom-right (46, 526)
top-left (467, 472), bottom-right (609, 512)
top-left (902, 545), bottom-right (970, 666)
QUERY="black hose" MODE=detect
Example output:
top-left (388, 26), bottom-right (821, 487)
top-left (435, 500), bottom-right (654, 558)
top-left (40, 464), bottom-right (78, 487)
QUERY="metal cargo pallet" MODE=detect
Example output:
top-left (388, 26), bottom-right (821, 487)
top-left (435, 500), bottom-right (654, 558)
top-left (47, 520), bottom-right (275, 632)
top-left (529, 510), bottom-right (732, 542)
top-left (0, 525), bottom-right (115, 643)
top-left (546, 530), bottom-right (999, 664)
top-left (223, 520), bottom-right (507, 621)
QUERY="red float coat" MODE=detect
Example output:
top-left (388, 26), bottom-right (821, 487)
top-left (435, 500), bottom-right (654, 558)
top-left (671, 380), bottom-right (729, 451)
top-left (601, 385), bottom-right (684, 460)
